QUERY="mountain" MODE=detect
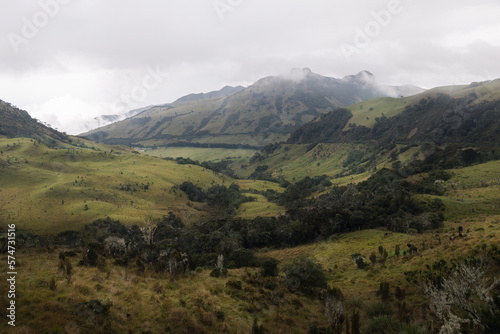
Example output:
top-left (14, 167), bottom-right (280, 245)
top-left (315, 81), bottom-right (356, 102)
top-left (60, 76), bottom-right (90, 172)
top-left (81, 69), bottom-right (423, 147)
top-left (0, 99), bottom-right (68, 143)
top-left (230, 79), bottom-right (500, 183)
top-left (88, 87), bottom-right (246, 131)
top-left (92, 105), bottom-right (155, 129)
top-left (171, 85), bottom-right (245, 105)
top-left (288, 79), bottom-right (500, 147)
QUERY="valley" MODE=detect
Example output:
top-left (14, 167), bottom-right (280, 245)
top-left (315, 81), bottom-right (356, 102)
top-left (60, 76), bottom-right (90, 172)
top-left (1, 74), bottom-right (500, 333)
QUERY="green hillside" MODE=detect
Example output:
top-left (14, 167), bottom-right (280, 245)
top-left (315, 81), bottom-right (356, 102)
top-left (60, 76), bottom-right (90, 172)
top-left (345, 79), bottom-right (500, 129)
top-left (0, 137), bottom-right (282, 234)
top-left (143, 146), bottom-right (257, 162)
top-left (0, 99), bottom-right (68, 143)
top-left (2, 75), bottom-right (500, 334)
top-left (82, 69), bottom-right (422, 147)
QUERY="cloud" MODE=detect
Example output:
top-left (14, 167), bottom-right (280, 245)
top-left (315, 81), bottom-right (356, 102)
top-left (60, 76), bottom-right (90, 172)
top-left (24, 95), bottom-right (107, 135)
top-left (0, 0), bottom-right (499, 133)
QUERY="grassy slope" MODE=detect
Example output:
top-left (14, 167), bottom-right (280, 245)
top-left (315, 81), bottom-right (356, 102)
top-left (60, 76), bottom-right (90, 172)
top-left (0, 249), bottom-right (328, 333)
top-left (439, 159), bottom-right (500, 221)
top-left (0, 138), bottom-right (283, 234)
top-left (261, 215), bottom-right (500, 325)
top-left (345, 79), bottom-right (500, 130)
top-left (234, 142), bottom-right (405, 184)
top-left (345, 97), bottom-right (410, 129)
top-left (1, 143), bottom-right (500, 332)
top-left (2, 210), bottom-right (498, 333)
top-left (143, 147), bottom-right (257, 163)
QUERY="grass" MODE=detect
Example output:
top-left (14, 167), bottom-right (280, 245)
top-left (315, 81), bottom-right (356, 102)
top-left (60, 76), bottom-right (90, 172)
top-left (237, 194), bottom-right (285, 219)
top-left (234, 142), bottom-right (403, 185)
top-left (430, 160), bottom-right (500, 222)
top-left (3, 213), bottom-right (498, 333)
top-left (0, 249), bottom-right (327, 333)
top-left (345, 97), bottom-right (409, 129)
top-left (143, 146), bottom-right (257, 162)
top-left (0, 138), bottom-right (281, 234)
top-left (261, 214), bottom-right (500, 320)
top-left (235, 143), bottom-right (351, 181)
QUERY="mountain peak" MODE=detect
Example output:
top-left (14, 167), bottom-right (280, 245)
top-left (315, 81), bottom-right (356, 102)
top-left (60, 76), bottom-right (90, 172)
top-left (279, 67), bottom-right (315, 82)
top-left (343, 70), bottom-right (376, 83)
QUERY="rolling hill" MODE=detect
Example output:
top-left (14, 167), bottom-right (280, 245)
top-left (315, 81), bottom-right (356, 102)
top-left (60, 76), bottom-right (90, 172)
top-left (0, 98), bottom-right (69, 144)
top-left (234, 79), bottom-right (500, 182)
top-left (2, 74), bottom-right (500, 333)
top-left (288, 79), bottom-right (500, 146)
top-left (0, 102), bottom-right (284, 234)
top-left (81, 69), bottom-right (423, 147)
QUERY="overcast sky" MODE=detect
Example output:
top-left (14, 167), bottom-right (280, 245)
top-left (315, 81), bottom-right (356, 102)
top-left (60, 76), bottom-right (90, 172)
top-left (1, 0), bottom-right (500, 134)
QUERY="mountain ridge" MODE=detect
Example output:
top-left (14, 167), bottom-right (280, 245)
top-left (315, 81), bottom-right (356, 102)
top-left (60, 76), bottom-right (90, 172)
top-left (81, 69), bottom-right (423, 147)
top-left (0, 99), bottom-right (69, 144)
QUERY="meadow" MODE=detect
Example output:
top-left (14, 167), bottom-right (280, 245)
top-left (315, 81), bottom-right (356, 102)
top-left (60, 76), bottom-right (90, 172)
top-left (0, 138), bottom-right (281, 234)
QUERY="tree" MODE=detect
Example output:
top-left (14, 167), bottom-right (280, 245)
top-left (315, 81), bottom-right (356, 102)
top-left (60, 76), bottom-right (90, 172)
top-left (283, 257), bottom-right (327, 293)
top-left (351, 310), bottom-right (360, 334)
top-left (252, 319), bottom-right (264, 334)
top-left (369, 252), bottom-right (377, 265)
top-left (423, 260), bottom-right (500, 333)
top-left (260, 257), bottom-right (280, 277)
top-left (395, 286), bottom-right (405, 301)
top-left (377, 281), bottom-right (390, 302)
top-left (87, 249), bottom-right (98, 266)
top-left (395, 244), bottom-right (400, 257)
top-left (324, 286), bottom-right (344, 333)
top-left (136, 259), bottom-right (145, 276)
top-left (210, 254), bottom-right (227, 278)
top-left (65, 261), bottom-right (73, 284)
top-left (229, 248), bottom-right (255, 268)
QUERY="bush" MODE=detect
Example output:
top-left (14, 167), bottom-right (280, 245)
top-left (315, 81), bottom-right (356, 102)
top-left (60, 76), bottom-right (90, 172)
top-left (260, 257), bottom-right (280, 277)
top-left (225, 279), bottom-right (242, 290)
top-left (229, 248), bottom-right (256, 268)
top-left (283, 257), bottom-right (327, 292)
top-left (87, 249), bottom-right (99, 266)
top-left (49, 277), bottom-right (56, 291)
top-left (365, 301), bottom-right (393, 318)
top-left (351, 253), bottom-right (368, 269)
top-left (179, 181), bottom-right (206, 202)
top-left (209, 268), bottom-right (227, 278)
top-left (361, 315), bottom-right (399, 334)
top-left (361, 315), bottom-right (424, 334)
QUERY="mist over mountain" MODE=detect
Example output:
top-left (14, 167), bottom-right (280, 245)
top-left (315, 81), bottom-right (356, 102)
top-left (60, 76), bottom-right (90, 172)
top-left (81, 69), bottom-right (423, 147)
top-left (288, 79), bottom-right (500, 148)
top-left (172, 85), bottom-right (246, 105)
top-left (0, 99), bottom-right (68, 144)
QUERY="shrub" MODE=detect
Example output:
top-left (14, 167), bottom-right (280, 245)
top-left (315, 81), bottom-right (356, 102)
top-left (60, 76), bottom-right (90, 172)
top-left (364, 301), bottom-right (393, 318)
top-left (361, 315), bottom-right (424, 334)
top-left (209, 267), bottom-right (227, 278)
top-left (179, 181), bottom-right (206, 202)
top-left (260, 257), bottom-right (280, 277)
top-left (87, 249), bottom-right (99, 266)
top-left (49, 277), bottom-right (56, 291)
top-left (229, 248), bottom-right (256, 268)
top-left (283, 257), bottom-right (327, 292)
top-left (377, 281), bottom-right (390, 301)
top-left (225, 279), bottom-right (242, 290)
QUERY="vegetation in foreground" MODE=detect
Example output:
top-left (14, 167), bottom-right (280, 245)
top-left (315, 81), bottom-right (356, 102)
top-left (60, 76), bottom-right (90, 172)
top-left (1, 214), bottom-right (499, 333)
top-left (2, 87), bottom-right (500, 333)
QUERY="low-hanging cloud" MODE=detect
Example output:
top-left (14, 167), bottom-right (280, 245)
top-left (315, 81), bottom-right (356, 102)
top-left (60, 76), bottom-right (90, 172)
top-left (0, 0), bottom-right (499, 133)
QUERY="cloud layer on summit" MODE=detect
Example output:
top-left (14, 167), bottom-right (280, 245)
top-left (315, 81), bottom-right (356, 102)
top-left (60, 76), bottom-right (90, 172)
top-left (1, 0), bottom-right (499, 134)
